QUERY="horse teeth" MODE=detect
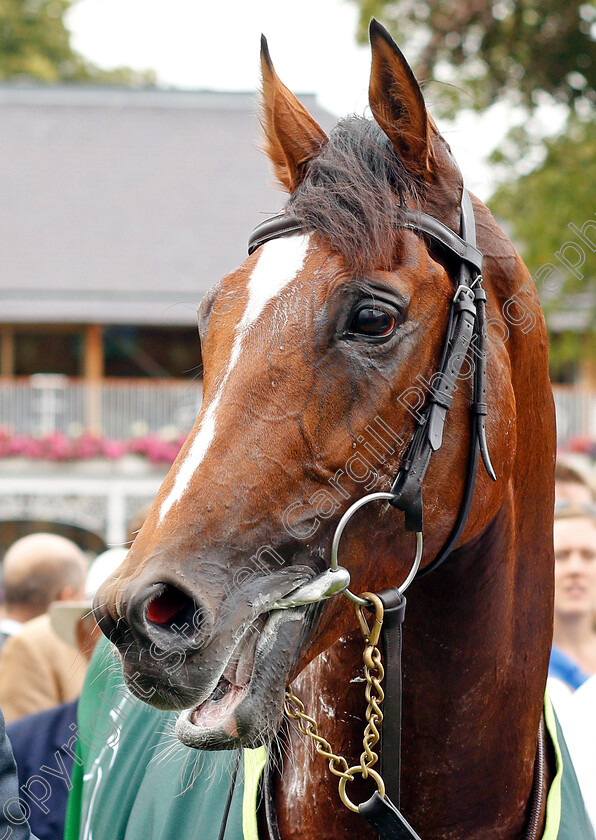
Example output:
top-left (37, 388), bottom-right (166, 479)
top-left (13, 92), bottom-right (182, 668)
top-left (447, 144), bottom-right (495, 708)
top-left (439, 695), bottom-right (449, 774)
top-left (211, 677), bottom-right (230, 702)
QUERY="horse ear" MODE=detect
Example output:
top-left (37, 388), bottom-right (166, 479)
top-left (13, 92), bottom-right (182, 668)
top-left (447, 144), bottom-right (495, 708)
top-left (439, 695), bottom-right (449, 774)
top-left (260, 35), bottom-right (328, 193)
top-left (368, 19), bottom-right (431, 177)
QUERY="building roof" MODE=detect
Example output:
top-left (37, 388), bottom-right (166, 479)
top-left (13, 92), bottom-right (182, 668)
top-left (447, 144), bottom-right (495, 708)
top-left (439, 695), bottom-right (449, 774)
top-left (0, 86), bottom-right (336, 326)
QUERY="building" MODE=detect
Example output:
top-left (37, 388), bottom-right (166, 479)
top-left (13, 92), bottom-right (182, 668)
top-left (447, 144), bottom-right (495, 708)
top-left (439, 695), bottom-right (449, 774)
top-left (0, 85), bottom-right (335, 552)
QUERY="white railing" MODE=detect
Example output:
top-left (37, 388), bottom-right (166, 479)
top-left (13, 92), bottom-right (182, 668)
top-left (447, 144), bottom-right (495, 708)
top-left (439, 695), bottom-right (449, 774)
top-left (0, 377), bottom-right (594, 446)
top-left (553, 385), bottom-right (596, 446)
top-left (0, 376), bottom-right (203, 439)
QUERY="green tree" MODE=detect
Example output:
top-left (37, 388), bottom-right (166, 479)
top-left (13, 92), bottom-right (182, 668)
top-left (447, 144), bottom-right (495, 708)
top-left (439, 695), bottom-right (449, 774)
top-left (490, 118), bottom-right (596, 378)
top-left (491, 120), bottom-right (596, 285)
top-left (0, 0), bottom-right (155, 84)
top-left (350, 1), bottom-right (596, 377)
top-left (351, 0), bottom-right (596, 113)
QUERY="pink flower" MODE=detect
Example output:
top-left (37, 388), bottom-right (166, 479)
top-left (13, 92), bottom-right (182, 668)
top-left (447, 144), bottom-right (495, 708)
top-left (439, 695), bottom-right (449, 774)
top-left (103, 440), bottom-right (126, 459)
top-left (568, 436), bottom-right (594, 454)
top-left (40, 433), bottom-right (72, 461)
top-left (72, 433), bottom-right (103, 459)
top-left (0, 430), bottom-right (186, 465)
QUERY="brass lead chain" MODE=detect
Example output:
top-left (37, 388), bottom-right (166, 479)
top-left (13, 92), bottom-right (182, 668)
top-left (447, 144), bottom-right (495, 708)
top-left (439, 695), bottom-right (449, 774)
top-left (360, 643), bottom-right (385, 773)
top-left (283, 690), bottom-right (352, 781)
top-left (283, 592), bottom-right (387, 813)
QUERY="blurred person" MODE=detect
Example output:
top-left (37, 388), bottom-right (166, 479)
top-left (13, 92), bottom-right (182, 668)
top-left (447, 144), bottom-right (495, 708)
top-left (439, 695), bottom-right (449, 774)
top-left (0, 534), bottom-right (88, 722)
top-left (555, 461), bottom-right (595, 506)
top-left (548, 503), bottom-right (596, 714)
top-left (0, 533), bottom-right (87, 653)
top-left (6, 548), bottom-right (127, 840)
top-left (126, 502), bottom-right (153, 547)
top-left (48, 546), bottom-right (127, 658)
top-left (0, 704), bottom-right (38, 840)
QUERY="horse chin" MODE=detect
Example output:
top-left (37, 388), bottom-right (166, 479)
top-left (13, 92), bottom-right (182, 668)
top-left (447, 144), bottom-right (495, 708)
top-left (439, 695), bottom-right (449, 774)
top-left (175, 607), bottom-right (306, 750)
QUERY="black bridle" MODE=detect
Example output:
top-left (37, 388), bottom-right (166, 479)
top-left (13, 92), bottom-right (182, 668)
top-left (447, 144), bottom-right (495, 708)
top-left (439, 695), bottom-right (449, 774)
top-left (245, 196), bottom-right (546, 840)
top-left (247, 192), bottom-right (498, 840)
top-left (248, 189), bottom-right (495, 572)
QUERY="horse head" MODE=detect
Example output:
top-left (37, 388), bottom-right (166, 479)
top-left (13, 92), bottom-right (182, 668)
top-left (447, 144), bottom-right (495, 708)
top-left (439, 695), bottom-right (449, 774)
top-left (94, 22), bottom-right (547, 768)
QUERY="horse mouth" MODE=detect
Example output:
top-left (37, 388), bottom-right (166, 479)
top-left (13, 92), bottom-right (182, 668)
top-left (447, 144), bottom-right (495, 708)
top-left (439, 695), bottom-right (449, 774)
top-left (185, 615), bottom-right (266, 734)
top-left (175, 607), bottom-right (305, 750)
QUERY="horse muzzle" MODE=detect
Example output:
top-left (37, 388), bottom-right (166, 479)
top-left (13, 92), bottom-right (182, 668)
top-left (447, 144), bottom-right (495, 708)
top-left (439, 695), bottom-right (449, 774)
top-left (93, 565), bottom-right (323, 746)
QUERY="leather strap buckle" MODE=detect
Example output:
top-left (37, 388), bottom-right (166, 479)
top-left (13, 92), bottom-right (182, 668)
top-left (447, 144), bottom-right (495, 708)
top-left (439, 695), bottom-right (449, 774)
top-left (452, 284), bottom-right (475, 303)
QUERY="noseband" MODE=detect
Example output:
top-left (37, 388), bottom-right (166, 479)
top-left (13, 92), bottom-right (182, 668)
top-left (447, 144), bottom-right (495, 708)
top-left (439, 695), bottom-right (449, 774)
top-left (249, 190), bottom-right (496, 606)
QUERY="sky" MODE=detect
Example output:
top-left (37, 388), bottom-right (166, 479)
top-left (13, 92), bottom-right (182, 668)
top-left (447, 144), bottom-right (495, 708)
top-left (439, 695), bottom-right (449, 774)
top-left (66, 0), bottom-right (559, 201)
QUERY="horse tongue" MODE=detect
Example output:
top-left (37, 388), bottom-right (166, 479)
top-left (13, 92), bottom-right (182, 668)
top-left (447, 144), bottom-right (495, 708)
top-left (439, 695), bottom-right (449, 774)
top-left (190, 683), bottom-right (245, 734)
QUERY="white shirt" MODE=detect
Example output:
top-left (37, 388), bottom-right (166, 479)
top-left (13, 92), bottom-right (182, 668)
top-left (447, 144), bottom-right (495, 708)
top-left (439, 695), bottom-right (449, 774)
top-left (561, 674), bottom-right (596, 830)
top-left (547, 675), bottom-right (574, 725)
top-left (0, 618), bottom-right (23, 637)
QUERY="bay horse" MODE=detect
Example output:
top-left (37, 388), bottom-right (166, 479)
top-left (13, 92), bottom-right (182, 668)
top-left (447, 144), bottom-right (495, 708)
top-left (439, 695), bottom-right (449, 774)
top-left (95, 20), bottom-right (559, 840)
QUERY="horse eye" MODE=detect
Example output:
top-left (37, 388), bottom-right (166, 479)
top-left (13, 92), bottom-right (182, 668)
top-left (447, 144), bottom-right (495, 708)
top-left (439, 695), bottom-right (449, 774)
top-left (348, 305), bottom-right (397, 339)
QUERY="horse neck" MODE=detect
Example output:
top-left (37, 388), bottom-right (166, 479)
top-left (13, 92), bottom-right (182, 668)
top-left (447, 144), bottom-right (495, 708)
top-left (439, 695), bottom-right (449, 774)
top-left (400, 501), bottom-right (552, 839)
top-left (276, 502), bottom-right (553, 840)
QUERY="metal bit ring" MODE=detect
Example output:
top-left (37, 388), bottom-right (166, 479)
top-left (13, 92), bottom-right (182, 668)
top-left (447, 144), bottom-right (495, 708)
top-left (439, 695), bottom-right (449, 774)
top-left (330, 491), bottom-right (424, 605)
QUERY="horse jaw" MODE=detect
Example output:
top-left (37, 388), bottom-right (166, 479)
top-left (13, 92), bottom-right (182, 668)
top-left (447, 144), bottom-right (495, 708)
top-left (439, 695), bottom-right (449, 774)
top-left (175, 609), bottom-right (306, 750)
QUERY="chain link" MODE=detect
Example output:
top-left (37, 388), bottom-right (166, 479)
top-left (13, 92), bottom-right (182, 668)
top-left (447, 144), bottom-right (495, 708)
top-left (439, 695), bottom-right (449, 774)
top-left (283, 592), bottom-right (387, 813)
top-left (283, 690), bottom-right (352, 780)
top-left (360, 644), bottom-right (385, 773)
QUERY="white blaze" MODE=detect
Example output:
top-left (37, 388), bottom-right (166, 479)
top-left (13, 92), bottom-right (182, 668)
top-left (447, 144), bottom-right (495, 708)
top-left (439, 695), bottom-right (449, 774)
top-left (159, 234), bottom-right (311, 522)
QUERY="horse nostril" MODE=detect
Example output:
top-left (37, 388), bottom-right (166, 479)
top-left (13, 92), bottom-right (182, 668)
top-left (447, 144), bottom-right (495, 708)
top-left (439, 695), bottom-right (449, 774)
top-left (146, 584), bottom-right (200, 636)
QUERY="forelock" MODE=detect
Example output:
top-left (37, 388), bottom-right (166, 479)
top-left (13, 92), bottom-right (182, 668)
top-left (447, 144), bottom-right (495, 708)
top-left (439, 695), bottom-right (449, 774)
top-left (287, 117), bottom-right (422, 272)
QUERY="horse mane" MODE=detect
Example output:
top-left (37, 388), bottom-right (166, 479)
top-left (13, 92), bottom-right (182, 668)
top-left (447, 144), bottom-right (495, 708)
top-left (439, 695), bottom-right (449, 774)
top-left (287, 116), bottom-right (422, 272)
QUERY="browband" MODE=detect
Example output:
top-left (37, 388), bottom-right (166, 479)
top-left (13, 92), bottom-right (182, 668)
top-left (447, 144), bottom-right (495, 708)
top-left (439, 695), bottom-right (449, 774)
top-left (247, 208), bottom-right (483, 274)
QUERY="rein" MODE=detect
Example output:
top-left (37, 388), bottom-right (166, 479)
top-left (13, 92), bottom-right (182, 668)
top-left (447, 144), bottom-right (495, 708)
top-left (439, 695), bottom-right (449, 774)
top-left (245, 195), bottom-right (542, 839)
